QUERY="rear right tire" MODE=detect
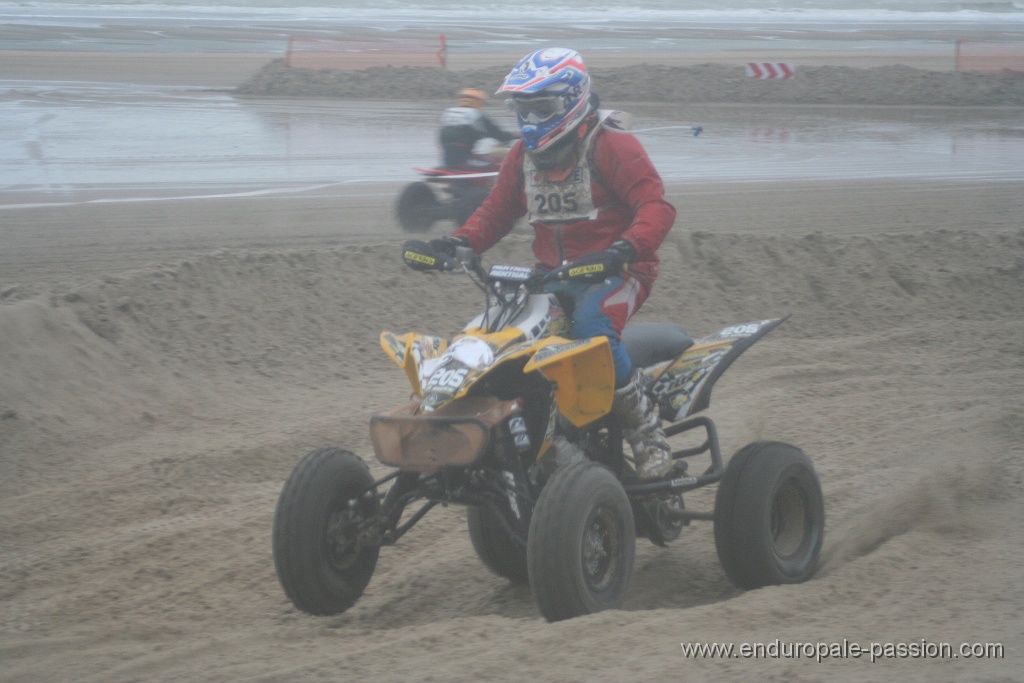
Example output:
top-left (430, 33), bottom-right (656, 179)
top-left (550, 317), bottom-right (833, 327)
top-left (713, 441), bottom-right (824, 589)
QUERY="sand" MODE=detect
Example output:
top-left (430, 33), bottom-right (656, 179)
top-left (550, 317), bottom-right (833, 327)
top-left (235, 59), bottom-right (1024, 106)
top-left (2, 32), bottom-right (1023, 683)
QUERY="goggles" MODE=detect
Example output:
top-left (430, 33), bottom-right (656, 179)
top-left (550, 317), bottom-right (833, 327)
top-left (508, 95), bottom-right (567, 124)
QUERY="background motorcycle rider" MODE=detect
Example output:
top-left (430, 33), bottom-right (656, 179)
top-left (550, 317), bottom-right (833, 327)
top-left (438, 87), bottom-right (519, 170)
top-left (428, 48), bottom-right (678, 481)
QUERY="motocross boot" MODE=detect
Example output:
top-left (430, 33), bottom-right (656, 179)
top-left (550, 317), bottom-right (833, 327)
top-left (613, 370), bottom-right (675, 480)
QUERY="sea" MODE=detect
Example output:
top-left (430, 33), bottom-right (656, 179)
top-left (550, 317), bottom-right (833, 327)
top-left (3, 0), bottom-right (1024, 41)
top-left (3, 0), bottom-right (1024, 61)
top-left (2, 0), bottom-right (1023, 16)
top-left (4, 0), bottom-right (1024, 56)
top-left (2, 0), bottom-right (1023, 199)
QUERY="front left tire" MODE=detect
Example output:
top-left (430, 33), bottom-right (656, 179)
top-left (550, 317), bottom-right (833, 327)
top-left (272, 448), bottom-right (380, 615)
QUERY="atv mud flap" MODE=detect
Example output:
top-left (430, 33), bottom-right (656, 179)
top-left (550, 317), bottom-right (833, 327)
top-left (370, 396), bottom-right (516, 473)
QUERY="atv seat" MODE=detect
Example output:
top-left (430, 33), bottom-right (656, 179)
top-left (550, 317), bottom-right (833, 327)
top-left (621, 322), bottom-right (693, 368)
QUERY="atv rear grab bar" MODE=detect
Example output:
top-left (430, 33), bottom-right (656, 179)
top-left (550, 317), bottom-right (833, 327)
top-left (622, 414), bottom-right (724, 498)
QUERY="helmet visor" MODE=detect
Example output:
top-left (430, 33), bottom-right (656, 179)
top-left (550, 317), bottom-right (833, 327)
top-left (509, 95), bottom-right (567, 124)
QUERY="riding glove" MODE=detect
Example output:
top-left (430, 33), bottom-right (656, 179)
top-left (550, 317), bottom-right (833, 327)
top-left (402, 239), bottom-right (445, 271)
top-left (429, 235), bottom-right (471, 258)
top-left (563, 239), bottom-right (638, 282)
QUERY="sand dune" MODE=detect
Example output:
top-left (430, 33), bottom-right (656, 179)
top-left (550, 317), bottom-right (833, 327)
top-left (2, 223), bottom-right (1021, 681)
top-left (2, 23), bottom-right (1023, 678)
top-left (236, 59), bottom-right (1024, 106)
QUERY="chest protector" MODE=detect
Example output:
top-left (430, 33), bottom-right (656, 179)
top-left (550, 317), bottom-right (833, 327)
top-left (523, 120), bottom-right (605, 224)
top-left (440, 106), bottom-right (484, 130)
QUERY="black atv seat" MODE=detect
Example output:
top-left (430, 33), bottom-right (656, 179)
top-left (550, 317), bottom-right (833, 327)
top-left (621, 322), bottom-right (693, 368)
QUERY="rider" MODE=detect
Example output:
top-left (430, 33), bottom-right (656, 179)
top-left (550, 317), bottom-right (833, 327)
top-left (425, 48), bottom-right (678, 480)
top-left (438, 88), bottom-right (518, 170)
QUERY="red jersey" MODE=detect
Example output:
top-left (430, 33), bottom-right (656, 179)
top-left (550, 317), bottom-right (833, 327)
top-left (453, 120), bottom-right (676, 292)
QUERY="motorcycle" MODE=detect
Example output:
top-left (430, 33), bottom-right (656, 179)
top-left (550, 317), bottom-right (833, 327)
top-left (394, 149), bottom-right (505, 233)
top-left (272, 243), bottom-right (825, 622)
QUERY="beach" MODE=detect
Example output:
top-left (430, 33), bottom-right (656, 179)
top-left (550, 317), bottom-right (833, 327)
top-left (2, 15), bottom-right (1023, 683)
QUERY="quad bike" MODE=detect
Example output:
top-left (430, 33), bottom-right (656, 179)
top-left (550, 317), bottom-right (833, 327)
top-left (272, 243), bottom-right (825, 622)
top-left (394, 150), bottom-right (505, 233)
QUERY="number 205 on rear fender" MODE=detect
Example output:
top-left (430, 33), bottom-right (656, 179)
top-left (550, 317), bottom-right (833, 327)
top-left (649, 318), bottom-right (788, 423)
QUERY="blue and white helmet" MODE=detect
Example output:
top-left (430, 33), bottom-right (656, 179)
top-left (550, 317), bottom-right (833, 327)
top-left (497, 47), bottom-right (591, 154)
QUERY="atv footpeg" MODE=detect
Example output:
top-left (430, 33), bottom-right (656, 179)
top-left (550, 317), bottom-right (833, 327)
top-left (637, 458), bottom-right (688, 483)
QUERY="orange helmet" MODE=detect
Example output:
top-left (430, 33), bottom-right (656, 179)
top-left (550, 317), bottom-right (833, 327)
top-left (456, 88), bottom-right (488, 109)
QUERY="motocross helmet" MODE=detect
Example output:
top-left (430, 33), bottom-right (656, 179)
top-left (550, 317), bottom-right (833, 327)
top-left (456, 88), bottom-right (488, 109)
top-left (497, 47), bottom-right (591, 155)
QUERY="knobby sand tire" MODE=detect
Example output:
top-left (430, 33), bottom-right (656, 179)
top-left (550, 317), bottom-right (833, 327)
top-left (713, 441), bottom-right (824, 589)
top-left (527, 461), bottom-right (635, 622)
top-left (396, 181), bottom-right (443, 233)
top-left (272, 448), bottom-right (380, 615)
top-left (451, 186), bottom-right (490, 226)
top-left (467, 505), bottom-right (529, 584)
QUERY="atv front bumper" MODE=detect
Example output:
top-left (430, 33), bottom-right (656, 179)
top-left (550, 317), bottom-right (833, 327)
top-left (370, 397), bottom-right (516, 473)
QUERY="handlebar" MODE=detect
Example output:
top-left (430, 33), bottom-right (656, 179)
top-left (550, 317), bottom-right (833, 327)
top-left (452, 245), bottom-right (487, 278)
top-left (402, 238), bottom-right (597, 291)
top-left (401, 239), bottom-right (582, 335)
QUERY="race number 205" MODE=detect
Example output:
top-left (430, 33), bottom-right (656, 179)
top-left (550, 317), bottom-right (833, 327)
top-left (720, 323), bottom-right (761, 337)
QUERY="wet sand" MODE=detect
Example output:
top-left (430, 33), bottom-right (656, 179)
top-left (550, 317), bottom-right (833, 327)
top-left (3, 178), bottom-right (1023, 295)
top-left (0, 45), bottom-right (965, 86)
top-left (3, 19), bottom-right (1009, 86)
top-left (1, 49), bottom-right (275, 87)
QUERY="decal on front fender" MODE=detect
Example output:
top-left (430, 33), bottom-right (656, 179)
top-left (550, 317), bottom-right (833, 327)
top-left (423, 366), bottom-right (469, 393)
